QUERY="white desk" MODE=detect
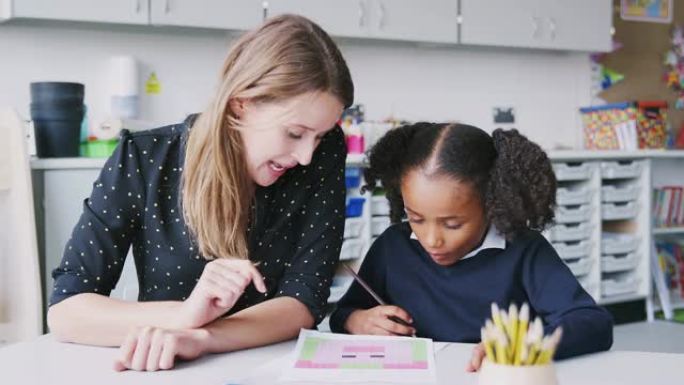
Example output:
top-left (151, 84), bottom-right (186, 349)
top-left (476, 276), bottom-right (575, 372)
top-left (0, 335), bottom-right (682, 385)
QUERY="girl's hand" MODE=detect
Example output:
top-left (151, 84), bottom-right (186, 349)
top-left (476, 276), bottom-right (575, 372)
top-left (345, 306), bottom-right (415, 336)
top-left (466, 342), bottom-right (486, 372)
top-left (179, 259), bottom-right (266, 329)
top-left (113, 327), bottom-right (210, 371)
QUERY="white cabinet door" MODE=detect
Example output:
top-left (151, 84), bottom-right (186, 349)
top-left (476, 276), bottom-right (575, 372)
top-left (460, 0), bottom-right (544, 49)
top-left (542, 0), bottom-right (612, 52)
top-left (461, 0), bottom-right (612, 51)
top-left (150, 0), bottom-right (264, 30)
top-left (268, 0), bottom-right (458, 43)
top-left (368, 0), bottom-right (458, 44)
top-left (266, 0), bottom-right (370, 39)
top-left (9, 0), bottom-right (148, 24)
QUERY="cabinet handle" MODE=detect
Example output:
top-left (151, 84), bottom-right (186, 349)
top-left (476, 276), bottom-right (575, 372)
top-left (262, 1), bottom-right (269, 21)
top-left (164, 0), bottom-right (171, 14)
top-left (531, 16), bottom-right (541, 39)
top-left (378, 1), bottom-right (386, 30)
top-left (135, 0), bottom-right (141, 13)
top-left (548, 17), bottom-right (557, 40)
top-left (358, 1), bottom-right (366, 28)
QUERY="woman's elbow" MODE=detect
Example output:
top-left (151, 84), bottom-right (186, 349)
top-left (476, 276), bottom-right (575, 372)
top-left (47, 301), bottom-right (81, 343)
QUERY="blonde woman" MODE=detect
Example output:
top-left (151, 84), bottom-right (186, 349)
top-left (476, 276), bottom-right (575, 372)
top-left (47, 15), bottom-right (354, 371)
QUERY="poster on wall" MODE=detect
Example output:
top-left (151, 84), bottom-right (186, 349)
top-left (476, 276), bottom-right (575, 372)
top-left (621, 0), bottom-right (673, 23)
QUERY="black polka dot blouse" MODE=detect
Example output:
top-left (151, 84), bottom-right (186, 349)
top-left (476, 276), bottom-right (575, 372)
top-left (50, 116), bottom-right (347, 325)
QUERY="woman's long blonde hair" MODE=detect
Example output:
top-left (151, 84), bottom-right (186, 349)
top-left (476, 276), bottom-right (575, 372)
top-left (182, 15), bottom-right (354, 260)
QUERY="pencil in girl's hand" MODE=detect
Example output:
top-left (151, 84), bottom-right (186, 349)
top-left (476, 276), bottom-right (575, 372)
top-left (342, 263), bottom-right (414, 330)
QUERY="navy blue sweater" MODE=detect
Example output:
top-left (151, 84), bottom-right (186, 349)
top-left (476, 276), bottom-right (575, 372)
top-left (330, 223), bottom-right (613, 359)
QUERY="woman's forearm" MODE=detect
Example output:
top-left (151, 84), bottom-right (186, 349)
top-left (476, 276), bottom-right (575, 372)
top-left (203, 296), bottom-right (315, 354)
top-left (47, 293), bottom-right (185, 346)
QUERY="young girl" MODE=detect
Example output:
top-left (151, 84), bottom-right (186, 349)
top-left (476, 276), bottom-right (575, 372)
top-left (330, 123), bottom-right (613, 370)
top-left (48, 15), bottom-right (353, 371)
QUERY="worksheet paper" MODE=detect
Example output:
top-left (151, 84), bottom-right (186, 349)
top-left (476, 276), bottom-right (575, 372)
top-left (278, 329), bottom-right (437, 384)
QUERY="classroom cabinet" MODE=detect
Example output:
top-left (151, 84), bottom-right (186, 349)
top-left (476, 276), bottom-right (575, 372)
top-left (459, 0), bottom-right (612, 52)
top-left (149, 0), bottom-right (264, 30)
top-left (1, 0), bottom-right (149, 25)
top-left (266, 0), bottom-right (459, 44)
top-left (1, 0), bottom-right (611, 52)
top-left (31, 160), bottom-right (138, 327)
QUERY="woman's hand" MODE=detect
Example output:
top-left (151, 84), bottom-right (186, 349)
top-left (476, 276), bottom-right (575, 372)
top-left (113, 327), bottom-right (211, 371)
top-left (466, 342), bottom-right (486, 372)
top-left (345, 306), bottom-right (415, 336)
top-left (179, 259), bottom-right (267, 329)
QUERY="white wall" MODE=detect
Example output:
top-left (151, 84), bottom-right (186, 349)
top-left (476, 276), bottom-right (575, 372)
top-left (0, 21), bottom-right (593, 149)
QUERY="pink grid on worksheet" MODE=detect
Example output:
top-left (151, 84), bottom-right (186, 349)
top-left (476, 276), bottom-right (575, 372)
top-left (295, 338), bottom-right (427, 369)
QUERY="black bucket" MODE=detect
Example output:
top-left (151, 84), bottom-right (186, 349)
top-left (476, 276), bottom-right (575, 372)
top-left (29, 82), bottom-right (85, 158)
top-left (33, 119), bottom-right (83, 157)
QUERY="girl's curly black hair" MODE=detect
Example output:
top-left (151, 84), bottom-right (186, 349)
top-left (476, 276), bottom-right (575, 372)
top-left (362, 123), bottom-right (557, 240)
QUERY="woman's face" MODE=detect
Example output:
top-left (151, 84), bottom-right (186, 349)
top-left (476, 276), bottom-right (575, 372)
top-left (236, 91), bottom-right (344, 187)
top-left (400, 169), bottom-right (488, 266)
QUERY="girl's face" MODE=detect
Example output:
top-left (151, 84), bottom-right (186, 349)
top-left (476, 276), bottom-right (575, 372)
top-left (236, 91), bottom-right (344, 187)
top-left (400, 169), bottom-right (488, 266)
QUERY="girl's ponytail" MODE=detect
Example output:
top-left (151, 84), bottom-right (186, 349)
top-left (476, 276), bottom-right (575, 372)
top-left (486, 129), bottom-right (557, 239)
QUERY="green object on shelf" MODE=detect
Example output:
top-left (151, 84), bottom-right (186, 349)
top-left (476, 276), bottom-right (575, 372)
top-left (83, 139), bottom-right (118, 158)
top-left (655, 309), bottom-right (684, 323)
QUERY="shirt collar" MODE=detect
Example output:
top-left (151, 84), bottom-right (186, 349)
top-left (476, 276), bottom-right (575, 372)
top-left (410, 224), bottom-right (506, 260)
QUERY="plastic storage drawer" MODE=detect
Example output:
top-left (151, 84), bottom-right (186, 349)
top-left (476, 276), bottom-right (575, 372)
top-left (343, 218), bottom-right (365, 239)
top-left (601, 252), bottom-right (640, 273)
top-left (576, 275), bottom-right (596, 294)
top-left (371, 196), bottom-right (391, 216)
top-left (553, 162), bottom-right (593, 181)
top-left (371, 216), bottom-right (391, 236)
top-left (556, 204), bottom-right (592, 223)
top-left (601, 161), bottom-right (642, 179)
top-left (565, 257), bottom-right (593, 276)
top-left (547, 222), bottom-right (591, 242)
top-left (602, 201), bottom-right (639, 220)
top-left (557, 186), bottom-right (592, 205)
top-left (601, 184), bottom-right (639, 203)
top-left (552, 240), bottom-right (592, 260)
top-left (345, 197), bottom-right (366, 218)
top-left (601, 274), bottom-right (640, 297)
top-left (340, 238), bottom-right (365, 261)
top-left (602, 232), bottom-right (639, 254)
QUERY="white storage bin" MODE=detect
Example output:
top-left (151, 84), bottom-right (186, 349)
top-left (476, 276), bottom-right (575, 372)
top-left (547, 222), bottom-right (591, 242)
top-left (328, 276), bottom-right (354, 303)
top-left (557, 185), bottom-right (592, 205)
top-left (553, 162), bottom-right (593, 181)
top-left (576, 276), bottom-right (597, 294)
top-left (340, 238), bottom-right (365, 261)
top-left (343, 218), bottom-right (365, 239)
top-left (552, 240), bottom-right (592, 260)
top-left (601, 184), bottom-right (639, 203)
top-left (601, 252), bottom-right (640, 273)
top-left (565, 257), bottom-right (593, 276)
top-left (601, 273), bottom-right (640, 297)
top-left (601, 201), bottom-right (639, 220)
top-left (371, 216), bottom-right (391, 236)
top-left (555, 204), bottom-right (592, 223)
top-left (600, 160), bottom-right (642, 179)
top-left (602, 233), bottom-right (639, 254)
top-left (371, 196), bottom-right (391, 216)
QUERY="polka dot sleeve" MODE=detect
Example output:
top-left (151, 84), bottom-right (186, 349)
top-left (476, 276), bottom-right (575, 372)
top-left (274, 128), bottom-right (346, 324)
top-left (50, 130), bottom-right (145, 306)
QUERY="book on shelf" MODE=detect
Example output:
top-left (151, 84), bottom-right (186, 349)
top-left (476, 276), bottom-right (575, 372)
top-left (655, 242), bottom-right (684, 300)
top-left (653, 186), bottom-right (684, 228)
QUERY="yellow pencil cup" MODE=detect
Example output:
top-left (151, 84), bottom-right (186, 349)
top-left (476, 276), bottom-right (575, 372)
top-left (478, 359), bottom-right (558, 385)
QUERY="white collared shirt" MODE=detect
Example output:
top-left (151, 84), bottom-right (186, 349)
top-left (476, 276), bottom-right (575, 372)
top-left (410, 224), bottom-right (506, 260)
